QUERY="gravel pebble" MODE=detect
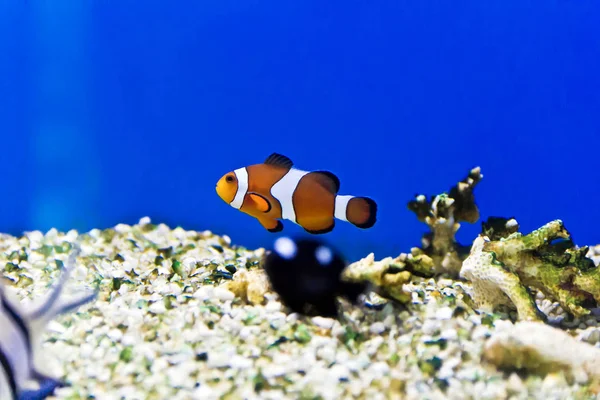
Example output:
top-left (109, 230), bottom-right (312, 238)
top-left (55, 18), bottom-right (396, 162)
top-left (0, 217), bottom-right (598, 400)
top-left (369, 321), bottom-right (386, 334)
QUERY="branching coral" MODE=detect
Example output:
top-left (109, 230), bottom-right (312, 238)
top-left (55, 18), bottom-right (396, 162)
top-left (342, 253), bottom-right (415, 303)
top-left (460, 218), bottom-right (600, 321)
top-left (342, 167), bottom-right (483, 303)
top-left (342, 167), bottom-right (600, 321)
top-left (406, 167), bottom-right (483, 276)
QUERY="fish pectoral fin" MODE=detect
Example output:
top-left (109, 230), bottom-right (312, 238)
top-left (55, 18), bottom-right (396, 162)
top-left (247, 192), bottom-right (272, 213)
top-left (258, 217), bottom-right (283, 233)
top-left (309, 171), bottom-right (340, 193)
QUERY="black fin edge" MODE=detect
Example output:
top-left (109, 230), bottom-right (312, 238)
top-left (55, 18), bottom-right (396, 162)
top-left (264, 153), bottom-right (294, 169)
top-left (312, 170), bottom-right (340, 193)
top-left (248, 192), bottom-right (272, 213)
top-left (304, 220), bottom-right (335, 234)
top-left (353, 197), bottom-right (378, 229)
top-left (267, 220), bottom-right (284, 233)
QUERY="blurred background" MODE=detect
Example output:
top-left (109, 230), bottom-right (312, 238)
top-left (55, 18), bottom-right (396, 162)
top-left (1, 1), bottom-right (599, 261)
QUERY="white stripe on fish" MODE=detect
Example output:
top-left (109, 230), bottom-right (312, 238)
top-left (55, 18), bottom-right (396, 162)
top-left (270, 168), bottom-right (309, 224)
top-left (230, 167), bottom-right (249, 209)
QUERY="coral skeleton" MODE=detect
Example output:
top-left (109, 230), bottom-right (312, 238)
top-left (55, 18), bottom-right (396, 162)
top-left (223, 267), bottom-right (270, 305)
top-left (483, 321), bottom-right (600, 382)
top-left (460, 218), bottom-right (600, 321)
top-left (342, 167), bottom-right (484, 302)
top-left (407, 166), bottom-right (483, 276)
top-left (343, 253), bottom-right (414, 304)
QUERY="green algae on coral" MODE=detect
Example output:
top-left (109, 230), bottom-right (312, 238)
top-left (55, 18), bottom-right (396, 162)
top-left (2, 217), bottom-right (600, 398)
top-left (343, 253), bottom-right (414, 304)
top-left (406, 166), bottom-right (483, 276)
top-left (461, 218), bottom-right (600, 321)
top-left (341, 167), bottom-right (484, 303)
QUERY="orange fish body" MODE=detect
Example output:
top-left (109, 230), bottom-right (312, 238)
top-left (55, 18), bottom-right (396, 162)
top-left (216, 153), bottom-right (377, 234)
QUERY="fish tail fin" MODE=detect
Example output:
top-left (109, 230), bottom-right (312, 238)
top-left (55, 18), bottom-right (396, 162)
top-left (19, 378), bottom-right (63, 400)
top-left (334, 195), bottom-right (377, 229)
top-left (339, 280), bottom-right (368, 304)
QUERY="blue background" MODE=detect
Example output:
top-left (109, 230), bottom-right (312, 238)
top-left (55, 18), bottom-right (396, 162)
top-left (1, 1), bottom-right (599, 261)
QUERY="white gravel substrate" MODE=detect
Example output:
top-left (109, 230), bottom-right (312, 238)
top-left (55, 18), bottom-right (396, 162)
top-left (1, 218), bottom-right (599, 400)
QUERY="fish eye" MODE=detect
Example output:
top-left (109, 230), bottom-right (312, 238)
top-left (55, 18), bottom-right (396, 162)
top-left (315, 246), bottom-right (333, 265)
top-left (226, 175), bottom-right (234, 183)
top-left (274, 237), bottom-right (297, 260)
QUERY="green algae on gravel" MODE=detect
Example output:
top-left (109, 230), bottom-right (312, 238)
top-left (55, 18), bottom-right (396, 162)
top-left (1, 217), bottom-right (600, 400)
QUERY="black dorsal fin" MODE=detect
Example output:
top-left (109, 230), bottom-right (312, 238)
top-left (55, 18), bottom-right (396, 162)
top-left (311, 170), bottom-right (340, 194)
top-left (264, 153), bottom-right (294, 169)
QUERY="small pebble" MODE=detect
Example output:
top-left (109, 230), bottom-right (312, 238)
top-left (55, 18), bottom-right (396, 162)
top-left (435, 307), bottom-right (454, 320)
top-left (2, 219), bottom-right (598, 400)
top-left (148, 301), bottom-right (166, 314)
top-left (369, 322), bottom-right (386, 334)
top-left (312, 316), bottom-right (335, 329)
top-left (265, 300), bottom-right (282, 312)
top-left (213, 287), bottom-right (235, 301)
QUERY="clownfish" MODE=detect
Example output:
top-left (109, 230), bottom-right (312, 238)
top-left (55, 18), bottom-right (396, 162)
top-left (215, 153), bottom-right (377, 234)
top-left (263, 236), bottom-right (367, 317)
top-left (0, 245), bottom-right (97, 400)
